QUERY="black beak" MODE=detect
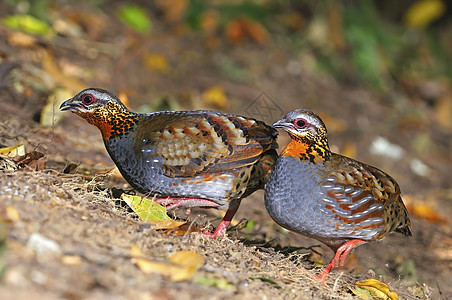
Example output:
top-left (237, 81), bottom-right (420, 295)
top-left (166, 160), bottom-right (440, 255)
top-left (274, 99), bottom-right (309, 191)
top-left (272, 119), bottom-right (291, 130)
top-left (59, 98), bottom-right (78, 111)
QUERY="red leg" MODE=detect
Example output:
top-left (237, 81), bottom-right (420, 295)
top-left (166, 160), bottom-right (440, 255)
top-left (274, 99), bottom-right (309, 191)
top-left (200, 201), bottom-right (240, 238)
top-left (315, 239), bottom-right (366, 281)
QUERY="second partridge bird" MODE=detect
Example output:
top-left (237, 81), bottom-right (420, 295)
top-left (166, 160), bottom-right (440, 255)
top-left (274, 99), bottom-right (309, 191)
top-left (265, 109), bottom-right (412, 280)
top-left (60, 88), bottom-right (278, 238)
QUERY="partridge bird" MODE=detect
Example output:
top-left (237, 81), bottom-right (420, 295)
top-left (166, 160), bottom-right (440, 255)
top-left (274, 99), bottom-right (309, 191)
top-left (60, 88), bottom-right (278, 238)
top-left (265, 109), bottom-right (412, 281)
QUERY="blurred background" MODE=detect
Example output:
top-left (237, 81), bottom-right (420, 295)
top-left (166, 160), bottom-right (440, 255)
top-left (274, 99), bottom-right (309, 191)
top-left (0, 0), bottom-right (451, 298)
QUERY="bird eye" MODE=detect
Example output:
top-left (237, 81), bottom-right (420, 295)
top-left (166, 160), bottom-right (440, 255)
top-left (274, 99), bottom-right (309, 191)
top-left (81, 94), bottom-right (95, 105)
top-left (294, 118), bottom-right (307, 128)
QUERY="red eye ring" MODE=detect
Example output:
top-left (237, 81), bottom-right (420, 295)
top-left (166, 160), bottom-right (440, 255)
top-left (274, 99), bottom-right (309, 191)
top-left (81, 94), bottom-right (95, 105)
top-left (294, 118), bottom-right (307, 128)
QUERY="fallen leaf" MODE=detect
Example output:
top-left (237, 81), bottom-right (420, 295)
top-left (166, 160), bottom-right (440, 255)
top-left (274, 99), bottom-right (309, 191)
top-left (117, 4), bottom-right (152, 34)
top-left (168, 250), bottom-right (205, 281)
top-left (412, 203), bottom-right (447, 224)
top-left (356, 279), bottom-right (399, 300)
top-left (404, 0), bottom-right (446, 28)
top-left (6, 206), bottom-right (20, 223)
top-left (155, 0), bottom-right (188, 24)
top-left (120, 194), bottom-right (187, 230)
top-left (195, 276), bottom-right (233, 289)
top-left (3, 14), bottom-right (53, 36)
top-left (40, 87), bottom-right (73, 126)
top-left (61, 255), bottom-right (82, 266)
top-left (200, 10), bottom-right (219, 34)
top-left (350, 286), bottom-right (373, 300)
top-left (435, 93), bottom-right (452, 129)
top-left (121, 194), bottom-right (171, 221)
top-left (225, 18), bottom-right (269, 45)
top-left (6, 31), bottom-right (38, 47)
top-left (0, 144), bottom-right (25, 157)
top-left (131, 245), bottom-right (204, 281)
top-left (201, 86), bottom-right (230, 109)
top-left (12, 151), bottom-right (47, 171)
top-left (143, 53), bottom-right (171, 74)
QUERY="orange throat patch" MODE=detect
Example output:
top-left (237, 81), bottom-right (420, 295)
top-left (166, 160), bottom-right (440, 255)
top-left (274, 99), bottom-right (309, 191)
top-left (281, 139), bottom-right (330, 163)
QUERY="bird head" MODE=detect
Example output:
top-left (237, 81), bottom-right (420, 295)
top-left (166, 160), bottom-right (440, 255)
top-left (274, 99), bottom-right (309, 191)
top-left (60, 88), bottom-right (128, 114)
top-left (60, 88), bottom-right (139, 140)
top-left (273, 109), bottom-right (330, 162)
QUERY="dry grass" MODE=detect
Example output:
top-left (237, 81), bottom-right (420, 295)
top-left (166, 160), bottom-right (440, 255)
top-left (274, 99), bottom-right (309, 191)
top-left (0, 170), bottom-right (363, 300)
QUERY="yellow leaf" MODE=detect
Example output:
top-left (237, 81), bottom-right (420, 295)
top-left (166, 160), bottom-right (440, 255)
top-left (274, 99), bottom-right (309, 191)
top-left (41, 88), bottom-right (73, 127)
top-left (404, 0), bottom-right (445, 28)
top-left (150, 219), bottom-right (187, 230)
top-left (356, 279), bottom-right (399, 300)
top-left (0, 144), bottom-right (25, 157)
top-left (435, 94), bottom-right (452, 129)
top-left (413, 204), bottom-right (447, 224)
top-left (143, 53), bottom-right (171, 74)
top-left (61, 255), bottom-right (82, 265)
top-left (6, 206), bottom-right (20, 222)
top-left (131, 245), bottom-right (204, 281)
top-left (121, 194), bottom-right (171, 221)
top-left (350, 287), bottom-right (372, 299)
top-left (168, 250), bottom-right (205, 281)
top-left (201, 86), bottom-right (230, 109)
top-left (121, 194), bottom-right (187, 230)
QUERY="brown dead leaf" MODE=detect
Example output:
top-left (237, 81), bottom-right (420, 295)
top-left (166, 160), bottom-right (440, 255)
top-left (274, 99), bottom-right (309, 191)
top-left (356, 279), bottom-right (399, 300)
top-left (7, 31), bottom-right (38, 47)
top-left (435, 93), bottom-right (452, 129)
top-left (225, 18), bottom-right (269, 45)
top-left (151, 220), bottom-right (187, 231)
top-left (162, 222), bottom-right (201, 236)
top-left (155, 0), bottom-right (188, 24)
top-left (12, 151), bottom-right (47, 171)
top-left (131, 245), bottom-right (204, 281)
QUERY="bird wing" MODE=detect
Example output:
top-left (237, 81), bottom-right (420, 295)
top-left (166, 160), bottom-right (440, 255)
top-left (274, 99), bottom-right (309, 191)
top-left (132, 111), bottom-right (278, 177)
top-left (319, 154), bottom-right (410, 240)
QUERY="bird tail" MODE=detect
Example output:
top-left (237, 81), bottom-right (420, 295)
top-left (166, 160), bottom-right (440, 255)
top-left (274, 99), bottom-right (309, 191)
top-left (395, 197), bottom-right (413, 237)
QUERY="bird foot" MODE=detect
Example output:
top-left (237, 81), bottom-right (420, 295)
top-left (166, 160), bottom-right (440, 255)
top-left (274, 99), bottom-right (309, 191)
top-left (199, 201), bottom-right (240, 238)
top-left (314, 239), bottom-right (366, 281)
top-left (199, 220), bottom-right (230, 238)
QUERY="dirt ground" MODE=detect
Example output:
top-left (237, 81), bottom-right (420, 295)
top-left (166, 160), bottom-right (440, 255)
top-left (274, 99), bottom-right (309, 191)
top-left (0, 3), bottom-right (451, 300)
